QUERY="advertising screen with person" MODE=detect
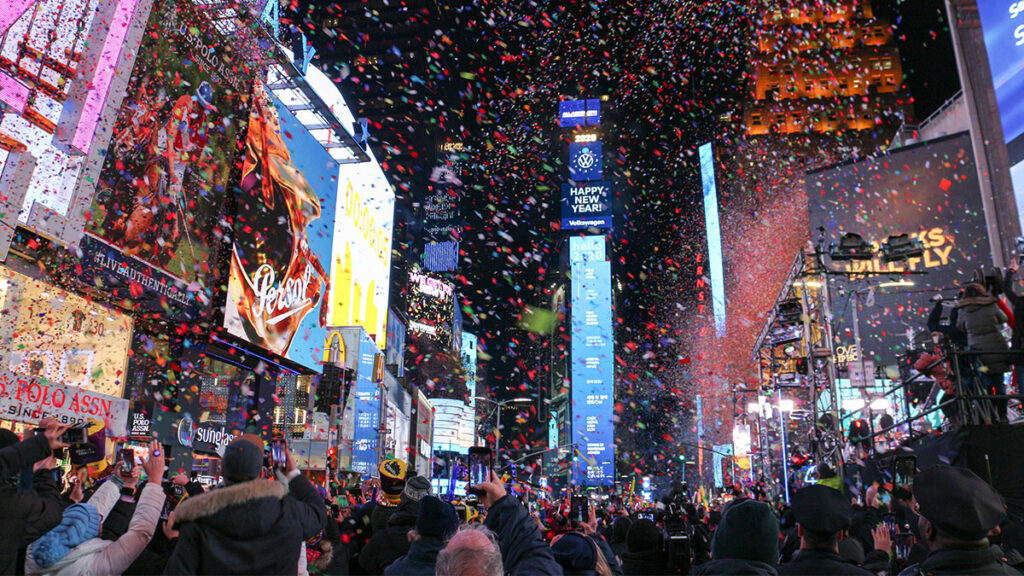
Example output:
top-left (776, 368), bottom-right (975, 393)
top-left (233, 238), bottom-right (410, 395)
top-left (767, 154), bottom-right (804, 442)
top-left (83, 0), bottom-right (257, 308)
top-left (223, 83), bottom-right (339, 370)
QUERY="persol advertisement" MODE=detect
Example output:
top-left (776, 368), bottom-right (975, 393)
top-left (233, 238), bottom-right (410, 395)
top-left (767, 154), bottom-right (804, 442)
top-left (223, 84), bottom-right (339, 370)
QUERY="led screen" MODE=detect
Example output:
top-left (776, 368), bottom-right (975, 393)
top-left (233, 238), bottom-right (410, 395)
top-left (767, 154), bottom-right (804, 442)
top-left (569, 142), bottom-right (603, 181)
top-left (82, 0), bottom-right (255, 309)
top-left (558, 99), bottom-right (601, 127)
top-left (806, 133), bottom-right (990, 366)
top-left (699, 143), bottom-right (726, 337)
top-left (0, 0), bottom-right (147, 236)
top-left (350, 330), bottom-right (381, 477)
top-left (329, 160), bottom-right (395, 348)
top-left (561, 181), bottom-right (612, 229)
top-left (223, 84), bottom-right (339, 370)
top-left (569, 236), bottom-right (615, 486)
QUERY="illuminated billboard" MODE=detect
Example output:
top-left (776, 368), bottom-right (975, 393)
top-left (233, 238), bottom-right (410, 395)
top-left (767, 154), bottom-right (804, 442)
top-left (407, 271), bottom-right (456, 348)
top-left (424, 241), bottom-right (460, 272)
top-left (329, 160), bottom-right (395, 348)
top-left (223, 84), bottom-right (339, 370)
top-left (569, 236), bottom-right (615, 486)
top-left (569, 142), bottom-right (603, 181)
top-left (977, 0), bottom-right (1024, 227)
top-left (385, 309), bottom-right (407, 377)
top-left (431, 399), bottom-right (475, 454)
top-left (82, 0), bottom-right (256, 313)
top-left (806, 133), bottom-right (990, 364)
top-left (461, 332), bottom-right (479, 403)
top-left (0, 266), bottom-right (133, 399)
top-left (558, 99), bottom-right (601, 127)
top-left (0, 0), bottom-right (149, 241)
top-left (561, 181), bottom-right (612, 229)
top-left (699, 143), bottom-right (726, 338)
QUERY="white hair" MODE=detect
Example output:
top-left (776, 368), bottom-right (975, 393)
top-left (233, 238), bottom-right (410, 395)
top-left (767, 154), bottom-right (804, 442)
top-left (435, 523), bottom-right (503, 576)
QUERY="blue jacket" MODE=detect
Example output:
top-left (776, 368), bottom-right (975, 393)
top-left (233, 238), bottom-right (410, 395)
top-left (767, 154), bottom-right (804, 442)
top-left (484, 495), bottom-right (562, 575)
top-left (384, 537), bottom-right (444, 576)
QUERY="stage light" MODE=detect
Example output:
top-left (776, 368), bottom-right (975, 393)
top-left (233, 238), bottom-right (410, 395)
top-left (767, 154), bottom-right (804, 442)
top-left (880, 233), bottom-right (924, 262)
top-left (830, 232), bottom-right (874, 260)
top-left (879, 279), bottom-right (914, 288)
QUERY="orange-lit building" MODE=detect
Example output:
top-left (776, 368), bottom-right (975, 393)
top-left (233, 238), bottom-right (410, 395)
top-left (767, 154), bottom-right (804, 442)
top-left (744, 0), bottom-right (904, 136)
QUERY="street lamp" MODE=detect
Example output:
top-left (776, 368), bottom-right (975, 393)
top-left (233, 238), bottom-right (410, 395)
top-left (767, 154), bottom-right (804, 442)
top-left (778, 391), bottom-right (795, 504)
top-left (473, 396), bottom-right (531, 465)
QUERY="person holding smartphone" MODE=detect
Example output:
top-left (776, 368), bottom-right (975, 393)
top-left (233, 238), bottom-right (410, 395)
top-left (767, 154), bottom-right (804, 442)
top-left (163, 434), bottom-right (327, 574)
top-left (436, 471), bottom-right (561, 576)
top-left (0, 417), bottom-right (69, 575)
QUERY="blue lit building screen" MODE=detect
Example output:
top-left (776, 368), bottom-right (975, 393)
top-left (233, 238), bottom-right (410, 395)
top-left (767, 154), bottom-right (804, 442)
top-left (699, 143), bottom-right (726, 337)
top-left (351, 332), bottom-right (381, 476)
top-left (569, 142), bottom-right (603, 181)
top-left (570, 236), bottom-right (614, 486)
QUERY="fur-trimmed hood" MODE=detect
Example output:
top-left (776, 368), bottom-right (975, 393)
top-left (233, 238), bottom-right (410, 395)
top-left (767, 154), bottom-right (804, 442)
top-left (173, 479), bottom-right (288, 541)
top-left (957, 295), bottom-right (998, 308)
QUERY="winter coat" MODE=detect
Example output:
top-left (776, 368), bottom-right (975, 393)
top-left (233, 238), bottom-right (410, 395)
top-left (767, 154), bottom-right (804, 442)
top-left (776, 549), bottom-right (873, 575)
top-left (691, 558), bottom-right (778, 575)
top-left (484, 494), bottom-right (562, 576)
top-left (358, 500), bottom-right (418, 574)
top-left (383, 537), bottom-right (444, 576)
top-left (163, 475), bottom-right (327, 575)
top-left (620, 550), bottom-right (668, 575)
top-left (957, 296), bottom-right (1011, 372)
top-left (25, 481), bottom-right (166, 576)
top-left (0, 435), bottom-right (64, 576)
top-left (897, 544), bottom-right (1024, 576)
top-left (1004, 269), bottom-right (1024, 365)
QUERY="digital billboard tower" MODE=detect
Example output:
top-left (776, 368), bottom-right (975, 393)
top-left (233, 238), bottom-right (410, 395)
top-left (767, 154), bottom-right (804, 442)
top-left (558, 98), bottom-right (615, 486)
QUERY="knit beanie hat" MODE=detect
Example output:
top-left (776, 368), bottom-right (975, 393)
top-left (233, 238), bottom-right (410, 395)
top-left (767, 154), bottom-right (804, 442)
top-left (222, 435), bottom-right (264, 481)
top-left (33, 503), bottom-right (101, 567)
top-left (626, 518), bottom-right (663, 553)
top-left (711, 499), bottom-right (779, 565)
top-left (402, 475), bottom-right (431, 503)
top-left (611, 516), bottom-right (632, 544)
top-left (551, 532), bottom-right (598, 574)
top-left (417, 496), bottom-right (460, 539)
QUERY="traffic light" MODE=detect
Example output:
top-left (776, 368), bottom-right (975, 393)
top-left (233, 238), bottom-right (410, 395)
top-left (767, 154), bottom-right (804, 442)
top-left (327, 447), bottom-right (337, 470)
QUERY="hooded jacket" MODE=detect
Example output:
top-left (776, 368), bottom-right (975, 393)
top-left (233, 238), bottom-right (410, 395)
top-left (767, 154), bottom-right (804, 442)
top-left (0, 435), bottom-right (63, 575)
top-left (25, 480), bottom-right (165, 576)
top-left (358, 499), bottom-right (418, 574)
top-left (383, 537), bottom-right (444, 576)
top-left (1004, 269), bottom-right (1024, 365)
top-left (163, 474), bottom-right (327, 575)
top-left (957, 296), bottom-right (1010, 372)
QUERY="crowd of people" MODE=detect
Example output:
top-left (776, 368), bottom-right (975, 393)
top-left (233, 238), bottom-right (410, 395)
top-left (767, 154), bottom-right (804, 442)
top-left (3, 417), bottom-right (1023, 575)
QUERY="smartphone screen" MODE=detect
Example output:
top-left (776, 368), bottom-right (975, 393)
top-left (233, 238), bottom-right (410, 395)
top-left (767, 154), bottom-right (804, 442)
top-left (270, 438), bottom-right (286, 469)
top-left (119, 448), bottom-right (134, 474)
top-left (570, 495), bottom-right (588, 524)
top-left (61, 426), bottom-right (88, 445)
top-left (881, 514), bottom-right (897, 534)
top-left (894, 532), bottom-right (914, 562)
top-left (893, 455), bottom-right (917, 487)
top-left (468, 447), bottom-right (492, 485)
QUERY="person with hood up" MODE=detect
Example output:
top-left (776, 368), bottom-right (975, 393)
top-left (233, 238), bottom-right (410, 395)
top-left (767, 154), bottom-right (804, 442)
top-left (163, 434), bottom-right (326, 574)
top-left (608, 517), bottom-right (631, 561)
top-left (693, 499), bottom-right (780, 576)
top-left (957, 282), bottom-right (1012, 421)
top-left (619, 518), bottom-right (668, 575)
top-left (359, 474), bottom-right (431, 574)
top-left (551, 532), bottom-right (613, 576)
top-left (25, 440), bottom-right (167, 576)
top-left (0, 419), bottom-right (68, 575)
top-left (384, 495), bottom-right (460, 576)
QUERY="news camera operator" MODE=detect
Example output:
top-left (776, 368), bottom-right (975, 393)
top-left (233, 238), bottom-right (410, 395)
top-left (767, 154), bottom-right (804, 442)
top-left (0, 417), bottom-right (69, 575)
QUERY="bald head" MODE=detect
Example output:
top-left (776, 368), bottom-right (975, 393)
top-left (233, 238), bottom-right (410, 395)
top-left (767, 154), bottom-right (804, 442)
top-left (436, 524), bottom-right (503, 576)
